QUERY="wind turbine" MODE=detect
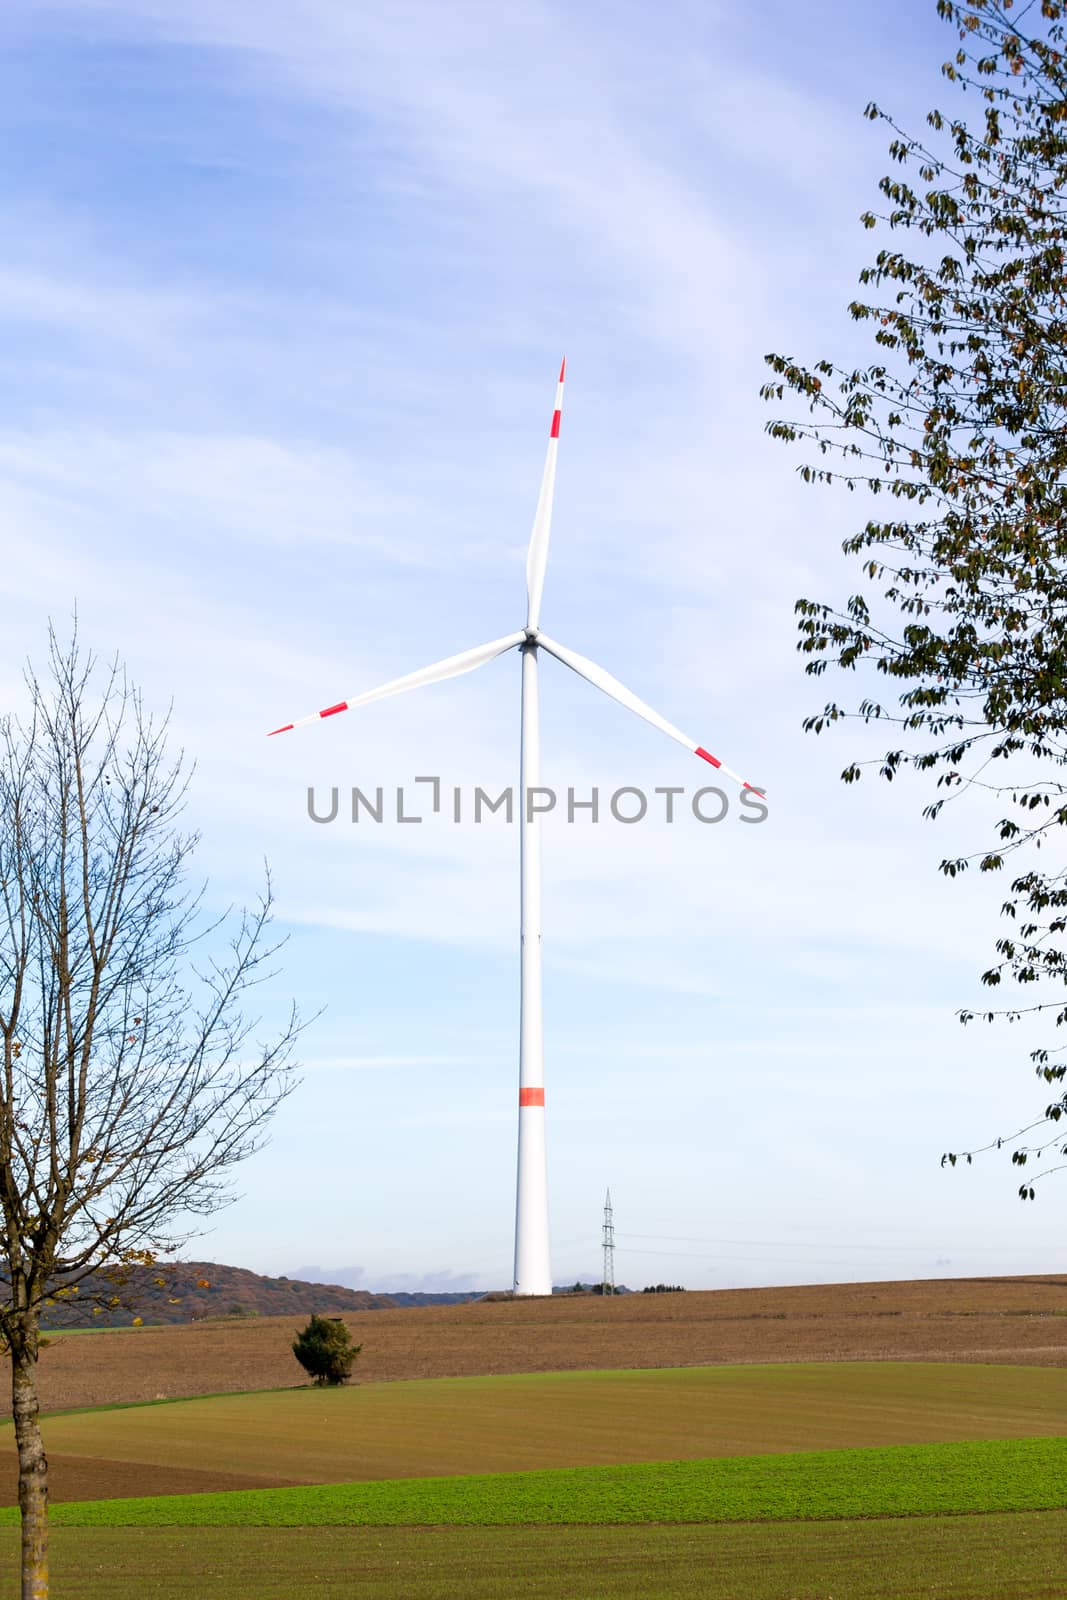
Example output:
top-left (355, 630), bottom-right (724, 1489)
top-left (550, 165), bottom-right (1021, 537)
top-left (269, 360), bottom-right (763, 1296)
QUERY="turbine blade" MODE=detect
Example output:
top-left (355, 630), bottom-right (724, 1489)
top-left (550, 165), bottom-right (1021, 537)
top-left (537, 633), bottom-right (764, 794)
top-left (525, 357), bottom-right (565, 630)
top-left (268, 631), bottom-right (526, 735)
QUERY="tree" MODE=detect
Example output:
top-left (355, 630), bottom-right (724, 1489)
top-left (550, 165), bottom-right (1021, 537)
top-left (292, 1314), bottom-right (362, 1385)
top-left (762, 0), bottom-right (1067, 1194)
top-left (0, 628), bottom-right (302, 1598)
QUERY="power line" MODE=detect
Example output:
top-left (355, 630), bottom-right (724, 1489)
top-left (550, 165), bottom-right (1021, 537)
top-left (615, 1245), bottom-right (966, 1268)
top-left (614, 1230), bottom-right (1045, 1256)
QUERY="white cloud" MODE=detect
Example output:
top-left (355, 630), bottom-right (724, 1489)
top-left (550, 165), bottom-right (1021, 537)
top-left (0, 428), bottom-right (441, 558)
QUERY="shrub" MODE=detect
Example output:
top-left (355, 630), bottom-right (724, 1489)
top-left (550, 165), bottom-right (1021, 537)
top-left (292, 1315), bottom-right (362, 1386)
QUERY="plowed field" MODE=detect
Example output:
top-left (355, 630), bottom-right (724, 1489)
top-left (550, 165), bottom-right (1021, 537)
top-left (13, 1274), bottom-right (1067, 1416)
top-left (4, 1361), bottom-right (1062, 1505)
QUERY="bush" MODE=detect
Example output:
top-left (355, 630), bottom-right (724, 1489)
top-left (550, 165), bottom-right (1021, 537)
top-left (292, 1314), bottom-right (362, 1386)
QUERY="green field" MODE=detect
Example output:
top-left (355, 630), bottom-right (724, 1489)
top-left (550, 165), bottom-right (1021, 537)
top-left (0, 1514), bottom-right (1062, 1599)
top-left (10, 1361), bottom-right (1065, 1488)
top-left (11, 1437), bottom-right (1064, 1527)
top-left (1, 1362), bottom-right (1064, 1597)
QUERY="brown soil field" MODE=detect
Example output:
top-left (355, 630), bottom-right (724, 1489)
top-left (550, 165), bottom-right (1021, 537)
top-left (17, 1456), bottom-right (294, 1506)
top-left (11, 1273), bottom-right (1067, 1417)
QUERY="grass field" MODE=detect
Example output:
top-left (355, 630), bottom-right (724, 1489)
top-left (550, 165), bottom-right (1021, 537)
top-left (11, 1437), bottom-right (1064, 1527)
top-left (6, 1360), bottom-right (1063, 1506)
top-left (0, 1514), bottom-right (1062, 1599)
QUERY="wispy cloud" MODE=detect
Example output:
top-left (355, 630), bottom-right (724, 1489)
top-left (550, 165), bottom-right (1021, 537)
top-left (36, 0), bottom-right (854, 367)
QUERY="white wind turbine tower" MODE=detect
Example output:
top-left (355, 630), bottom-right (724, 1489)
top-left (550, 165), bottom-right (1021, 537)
top-left (269, 360), bottom-right (763, 1295)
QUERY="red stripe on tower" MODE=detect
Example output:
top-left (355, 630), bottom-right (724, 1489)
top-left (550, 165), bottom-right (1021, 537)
top-left (320, 702), bottom-right (349, 719)
top-left (519, 1087), bottom-right (545, 1107)
top-left (550, 410), bottom-right (561, 438)
top-left (695, 747), bottom-right (721, 769)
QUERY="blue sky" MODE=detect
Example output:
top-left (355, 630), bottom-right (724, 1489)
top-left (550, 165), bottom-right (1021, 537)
top-left (1, 0), bottom-right (1061, 1293)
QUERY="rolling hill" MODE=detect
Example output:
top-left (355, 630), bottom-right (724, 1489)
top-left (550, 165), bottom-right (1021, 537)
top-left (37, 1261), bottom-right (453, 1328)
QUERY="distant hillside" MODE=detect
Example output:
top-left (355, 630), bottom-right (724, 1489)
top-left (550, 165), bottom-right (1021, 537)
top-left (37, 1262), bottom-right (643, 1327)
top-left (287, 1265), bottom-right (484, 1308)
top-left (375, 1290), bottom-right (483, 1308)
top-left (39, 1261), bottom-right (404, 1328)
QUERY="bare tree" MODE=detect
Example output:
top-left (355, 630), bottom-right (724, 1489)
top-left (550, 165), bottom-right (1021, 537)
top-left (0, 628), bottom-right (302, 1599)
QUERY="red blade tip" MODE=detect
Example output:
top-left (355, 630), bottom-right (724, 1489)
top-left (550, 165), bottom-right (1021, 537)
top-left (559, 356), bottom-right (566, 382)
top-left (268, 723), bottom-right (294, 737)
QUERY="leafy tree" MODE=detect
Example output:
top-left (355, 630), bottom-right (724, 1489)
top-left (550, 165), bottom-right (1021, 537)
top-left (0, 628), bottom-right (302, 1598)
top-left (762, 0), bottom-right (1067, 1195)
top-left (292, 1314), bottom-right (362, 1385)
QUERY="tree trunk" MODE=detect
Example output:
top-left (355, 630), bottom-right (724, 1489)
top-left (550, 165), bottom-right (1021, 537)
top-left (11, 1321), bottom-right (48, 1600)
